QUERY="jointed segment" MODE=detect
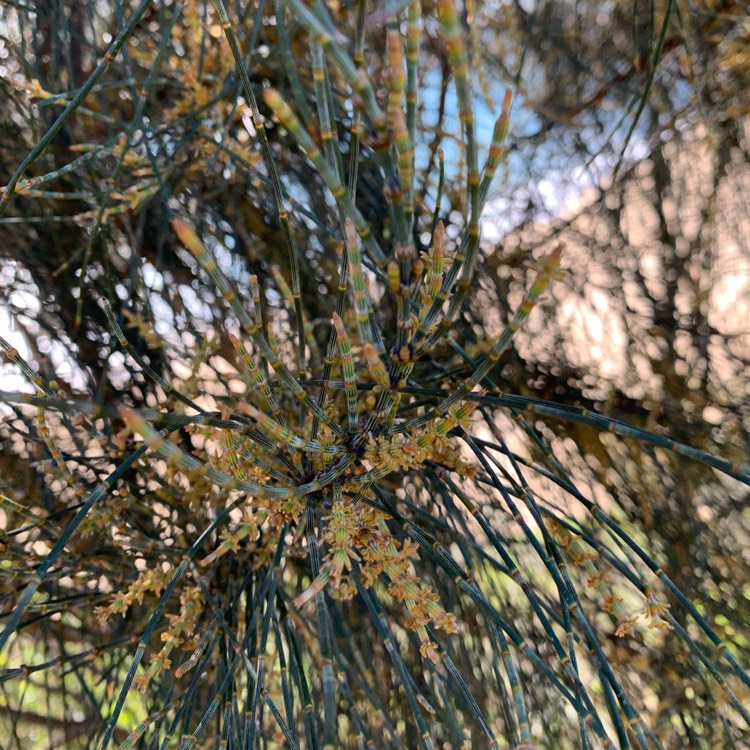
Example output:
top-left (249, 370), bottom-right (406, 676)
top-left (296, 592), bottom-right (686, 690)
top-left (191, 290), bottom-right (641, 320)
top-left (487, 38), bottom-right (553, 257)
top-left (238, 403), bottom-right (344, 457)
top-left (401, 245), bottom-right (563, 432)
top-left (229, 333), bottom-right (283, 424)
top-left (2, 4), bottom-right (748, 749)
top-left (263, 88), bottom-right (387, 269)
top-left (174, 218), bottom-right (341, 433)
top-left (332, 314), bottom-right (359, 430)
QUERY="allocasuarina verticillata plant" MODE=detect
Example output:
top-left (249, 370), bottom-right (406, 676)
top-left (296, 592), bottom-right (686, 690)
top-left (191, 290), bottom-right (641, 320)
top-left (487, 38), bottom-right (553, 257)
top-left (0, 0), bottom-right (749, 748)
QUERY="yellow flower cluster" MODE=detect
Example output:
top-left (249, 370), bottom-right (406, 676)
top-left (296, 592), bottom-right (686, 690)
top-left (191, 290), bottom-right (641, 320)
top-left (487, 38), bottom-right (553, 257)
top-left (95, 566), bottom-right (171, 623)
top-left (364, 429), bottom-right (459, 473)
top-left (135, 586), bottom-right (204, 693)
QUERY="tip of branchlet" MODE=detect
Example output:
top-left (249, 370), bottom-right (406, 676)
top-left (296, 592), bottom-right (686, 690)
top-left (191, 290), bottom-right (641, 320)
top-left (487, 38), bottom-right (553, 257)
top-left (262, 86), bottom-right (280, 107)
top-left (332, 313), bottom-right (351, 342)
top-left (546, 244), bottom-right (565, 278)
top-left (293, 568), bottom-right (330, 609)
top-left (502, 87), bottom-right (513, 114)
top-left (344, 218), bottom-right (358, 248)
top-left (172, 218), bottom-right (203, 258)
top-left (432, 221), bottom-right (445, 253)
top-left (118, 405), bottom-right (140, 432)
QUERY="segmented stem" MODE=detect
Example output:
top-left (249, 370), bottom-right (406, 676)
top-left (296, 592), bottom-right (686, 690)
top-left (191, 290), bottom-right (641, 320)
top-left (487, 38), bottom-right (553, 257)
top-left (332, 313), bottom-right (359, 430)
top-left (285, 0), bottom-right (385, 133)
top-left (263, 88), bottom-right (387, 269)
top-left (174, 218), bottom-right (340, 432)
top-left (214, 0), bottom-right (306, 377)
top-left (401, 245), bottom-right (563, 431)
top-left (238, 403), bottom-right (344, 457)
top-left (228, 333), bottom-right (283, 423)
top-left (0, 0), bottom-right (155, 217)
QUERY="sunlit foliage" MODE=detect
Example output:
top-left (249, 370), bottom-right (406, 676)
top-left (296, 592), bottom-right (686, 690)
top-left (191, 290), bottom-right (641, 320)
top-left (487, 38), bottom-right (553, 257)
top-left (0, 0), bottom-right (749, 748)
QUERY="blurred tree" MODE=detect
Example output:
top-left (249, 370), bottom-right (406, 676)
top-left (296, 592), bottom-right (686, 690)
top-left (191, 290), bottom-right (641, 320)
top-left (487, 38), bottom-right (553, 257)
top-left (0, 0), bottom-right (748, 747)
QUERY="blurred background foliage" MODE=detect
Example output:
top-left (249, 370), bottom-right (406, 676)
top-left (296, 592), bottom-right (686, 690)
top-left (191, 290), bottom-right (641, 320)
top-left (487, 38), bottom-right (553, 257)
top-left (0, 0), bottom-right (749, 747)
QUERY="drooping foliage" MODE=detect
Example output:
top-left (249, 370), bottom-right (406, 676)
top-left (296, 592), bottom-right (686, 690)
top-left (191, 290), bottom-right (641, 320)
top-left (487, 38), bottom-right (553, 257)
top-left (0, 0), bottom-right (749, 748)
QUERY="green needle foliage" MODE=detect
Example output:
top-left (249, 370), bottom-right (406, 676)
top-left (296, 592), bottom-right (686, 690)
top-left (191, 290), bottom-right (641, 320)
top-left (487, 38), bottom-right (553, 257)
top-left (0, 0), bottom-right (748, 748)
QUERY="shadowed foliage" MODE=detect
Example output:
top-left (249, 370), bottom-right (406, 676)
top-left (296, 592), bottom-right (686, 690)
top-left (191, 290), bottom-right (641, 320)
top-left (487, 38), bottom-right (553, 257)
top-left (0, 0), bottom-right (749, 748)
